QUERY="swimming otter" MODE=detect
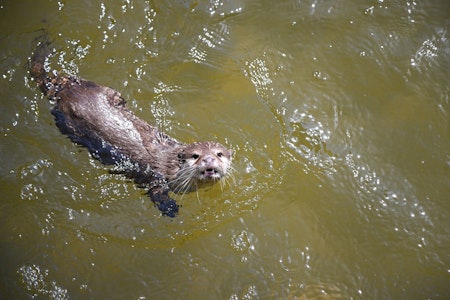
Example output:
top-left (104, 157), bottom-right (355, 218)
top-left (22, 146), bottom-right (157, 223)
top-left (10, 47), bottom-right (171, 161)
top-left (29, 38), bottom-right (233, 217)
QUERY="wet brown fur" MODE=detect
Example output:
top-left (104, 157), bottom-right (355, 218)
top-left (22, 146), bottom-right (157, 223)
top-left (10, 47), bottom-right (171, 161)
top-left (29, 38), bottom-right (233, 217)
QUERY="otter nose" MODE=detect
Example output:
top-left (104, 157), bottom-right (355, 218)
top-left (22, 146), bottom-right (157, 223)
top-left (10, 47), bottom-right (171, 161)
top-left (202, 156), bottom-right (215, 165)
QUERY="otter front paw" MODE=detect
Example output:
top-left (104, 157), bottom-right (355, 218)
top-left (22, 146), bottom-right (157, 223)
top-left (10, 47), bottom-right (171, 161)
top-left (148, 188), bottom-right (179, 217)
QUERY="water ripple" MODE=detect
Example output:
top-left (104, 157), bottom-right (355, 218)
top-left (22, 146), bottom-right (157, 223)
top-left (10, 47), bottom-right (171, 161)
top-left (17, 264), bottom-right (69, 300)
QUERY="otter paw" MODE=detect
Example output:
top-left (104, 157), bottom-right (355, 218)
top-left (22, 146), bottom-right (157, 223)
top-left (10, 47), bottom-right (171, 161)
top-left (148, 188), bottom-right (179, 217)
top-left (156, 199), bottom-right (179, 218)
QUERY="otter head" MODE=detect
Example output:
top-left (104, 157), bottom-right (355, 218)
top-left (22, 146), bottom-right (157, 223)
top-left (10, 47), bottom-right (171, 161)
top-left (170, 141), bottom-right (233, 193)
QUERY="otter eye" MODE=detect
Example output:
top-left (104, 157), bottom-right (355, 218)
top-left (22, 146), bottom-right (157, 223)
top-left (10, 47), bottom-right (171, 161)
top-left (217, 152), bottom-right (223, 157)
top-left (192, 154), bottom-right (199, 159)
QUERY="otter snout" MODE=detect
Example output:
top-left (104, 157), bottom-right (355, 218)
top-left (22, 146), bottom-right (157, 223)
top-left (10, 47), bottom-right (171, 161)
top-left (202, 156), bottom-right (215, 165)
top-left (199, 155), bottom-right (222, 179)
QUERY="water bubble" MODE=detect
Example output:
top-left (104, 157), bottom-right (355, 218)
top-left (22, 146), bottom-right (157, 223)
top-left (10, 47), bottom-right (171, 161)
top-left (230, 230), bottom-right (255, 253)
top-left (364, 6), bottom-right (374, 15)
top-left (17, 264), bottom-right (69, 299)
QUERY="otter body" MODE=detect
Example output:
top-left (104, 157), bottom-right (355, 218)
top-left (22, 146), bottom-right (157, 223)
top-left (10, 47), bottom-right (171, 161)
top-left (29, 39), bottom-right (233, 217)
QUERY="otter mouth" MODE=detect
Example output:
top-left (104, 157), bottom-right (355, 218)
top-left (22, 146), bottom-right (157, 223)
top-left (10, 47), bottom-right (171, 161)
top-left (201, 168), bottom-right (220, 180)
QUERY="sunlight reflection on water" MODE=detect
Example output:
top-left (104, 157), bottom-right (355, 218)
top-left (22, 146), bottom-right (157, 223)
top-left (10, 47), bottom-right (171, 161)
top-left (0, 0), bottom-right (449, 298)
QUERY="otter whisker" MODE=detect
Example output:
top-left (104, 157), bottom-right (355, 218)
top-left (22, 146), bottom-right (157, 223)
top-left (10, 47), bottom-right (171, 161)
top-left (196, 189), bottom-right (200, 204)
top-left (218, 165), bottom-right (235, 191)
top-left (173, 166), bottom-right (201, 202)
top-left (171, 165), bottom-right (197, 194)
top-left (227, 166), bottom-right (237, 186)
top-left (218, 177), bottom-right (225, 192)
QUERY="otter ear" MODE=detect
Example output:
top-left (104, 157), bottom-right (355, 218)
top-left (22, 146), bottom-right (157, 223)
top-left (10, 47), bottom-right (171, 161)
top-left (227, 149), bottom-right (234, 157)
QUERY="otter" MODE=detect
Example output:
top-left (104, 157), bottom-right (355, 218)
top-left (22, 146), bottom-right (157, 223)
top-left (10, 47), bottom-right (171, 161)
top-left (29, 38), bottom-right (233, 217)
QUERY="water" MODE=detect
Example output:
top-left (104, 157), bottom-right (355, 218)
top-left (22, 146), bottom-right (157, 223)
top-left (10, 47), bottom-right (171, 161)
top-left (1, 0), bottom-right (449, 299)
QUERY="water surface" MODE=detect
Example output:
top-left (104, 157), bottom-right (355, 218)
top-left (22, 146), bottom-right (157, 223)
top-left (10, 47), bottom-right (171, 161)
top-left (0, 0), bottom-right (449, 299)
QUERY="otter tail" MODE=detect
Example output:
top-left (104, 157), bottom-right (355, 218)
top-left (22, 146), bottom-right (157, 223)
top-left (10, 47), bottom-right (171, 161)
top-left (29, 37), bottom-right (53, 95)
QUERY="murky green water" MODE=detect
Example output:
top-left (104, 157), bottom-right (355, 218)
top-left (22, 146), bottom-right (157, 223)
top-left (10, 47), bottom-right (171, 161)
top-left (1, 0), bottom-right (449, 299)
